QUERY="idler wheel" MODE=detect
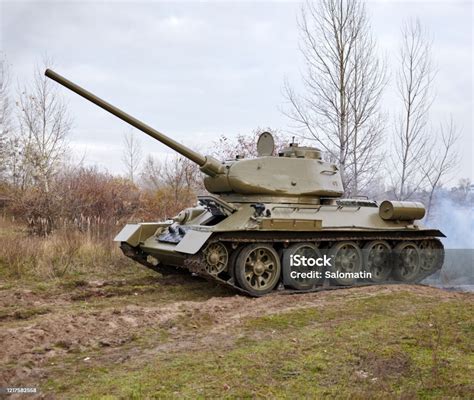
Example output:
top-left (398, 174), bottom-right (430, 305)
top-left (282, 243), bottom-right (324, 290)
top-left (418, 240), bottom-right (444, 272)
top-left (235, 243), bottom-right (281, 296)
top-left (363, 240), bottom-right (392, 283)
top-left (203, 242), bottom-right (228, 276)
top-left (392, 242), bottom-right (421, 282)
top-left (328, 241), bottom-right (362, 285)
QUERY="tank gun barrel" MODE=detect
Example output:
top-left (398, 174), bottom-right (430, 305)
top-left (45, 69), bottom-right (223, 175)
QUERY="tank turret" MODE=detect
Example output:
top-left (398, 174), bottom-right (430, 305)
top-left (45, 69), bottom-right (344, 200)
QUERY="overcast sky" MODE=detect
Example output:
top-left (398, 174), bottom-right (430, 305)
top-left (1, 0), bottom-right (472, 186)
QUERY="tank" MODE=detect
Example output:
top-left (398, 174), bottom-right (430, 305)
top-left (45, 69), bottom-right (445, 296)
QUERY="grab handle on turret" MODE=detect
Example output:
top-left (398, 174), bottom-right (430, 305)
top-left (44, 69), bottom-right (224, 176)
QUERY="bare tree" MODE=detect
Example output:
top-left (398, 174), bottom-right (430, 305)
top-left (16, 61), bottom-right (72, 192)
top-left (140, 154), bottom-right (162, 190)
top-left (421, 117), bottom-right (459, 219)
top-left (389, 19), bottom-right (435, 200)
top-left (122, 129), bottom-right (142, 183)
top-left (0, 54), bottom-right (11, 181)
top-left (162, 156), bottom-right (201, 202)
top-left (140, 154), bottom-right (201, 218)
top-left (284, 0), bottom-right (386, 195)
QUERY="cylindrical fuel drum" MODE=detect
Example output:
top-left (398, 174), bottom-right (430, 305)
top-left (379, 200), bottom-right (426, 221)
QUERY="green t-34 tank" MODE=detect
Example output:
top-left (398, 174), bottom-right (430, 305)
top-left (46, 69), bottom-right (445, 296)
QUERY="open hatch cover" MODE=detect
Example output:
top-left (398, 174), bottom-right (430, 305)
top-left (198, 195), bottom-right (237, 217)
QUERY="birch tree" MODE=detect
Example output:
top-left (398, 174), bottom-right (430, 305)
top-left (16, 63), bottom-right (72, 191)
top-left (389, 19), bottom-right (435, 200)
top-left (0, 55), bottom-right (11, 181)
top-left (389, 19), bottom-right (460, 213)
top-left (422, 117), bottom-right (459, 219)
top-left (284, 0), bottom-right (386, 195)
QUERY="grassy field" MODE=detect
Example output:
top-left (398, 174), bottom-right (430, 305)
top-left (0, 270), bottom-right (472, 399)
top-left (0, 220), bottom-right (473, 399)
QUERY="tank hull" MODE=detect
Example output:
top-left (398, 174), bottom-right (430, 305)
top-left (116, 197), bottom-right (445, 296)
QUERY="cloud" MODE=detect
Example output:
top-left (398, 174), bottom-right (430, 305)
top-left (2, 0), bottom-right (472, 183)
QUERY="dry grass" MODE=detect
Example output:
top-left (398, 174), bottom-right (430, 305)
top-left (0, 217), bottom-right (131, 280)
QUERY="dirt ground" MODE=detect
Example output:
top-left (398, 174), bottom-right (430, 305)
top-left (1, 270), bottom-right (471, 399)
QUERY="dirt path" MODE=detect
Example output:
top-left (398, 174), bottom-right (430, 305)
top-left (0, 276), bottom-right (470, 392)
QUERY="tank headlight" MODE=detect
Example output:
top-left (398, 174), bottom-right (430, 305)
top-left (173, 210), bottom-right (188, 224)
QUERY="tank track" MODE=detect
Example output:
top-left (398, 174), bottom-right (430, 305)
top-left (183, 233), bottom-right (444, 297)
top-left (122, 234), bottom-right (444, 297)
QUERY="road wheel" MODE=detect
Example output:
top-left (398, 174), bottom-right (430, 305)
top-left (392, 242), bottom-right (421, 282)
top-left (418, 240), bottom-right (444, 272)
top-left (235, 243), bottom-right (281, 296)
top-left (328, 241), bottom-right (362, 285)
top-left (202, 242), bottom-right (228, 276)
top-left (363, 240), bottom-right (392, 282)
top-left (282, 243), bottom-right (324, 290)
